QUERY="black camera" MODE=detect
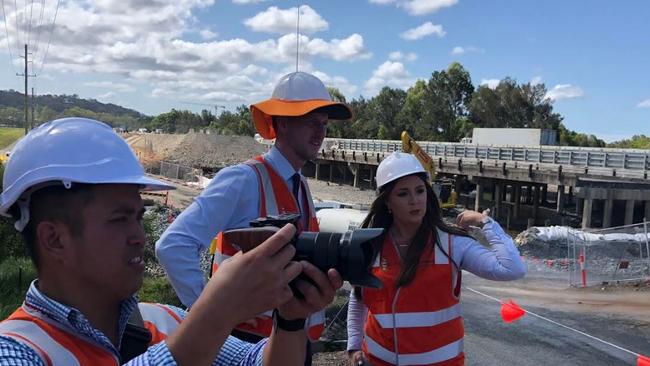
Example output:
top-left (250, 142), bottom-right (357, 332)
top-left (225, 213), bottom-right (383, 288)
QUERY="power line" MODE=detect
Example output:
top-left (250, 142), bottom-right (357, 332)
top-left (36, 0), bottom-right (58, 75)
top-left (32, 0), bottom-right (44, 54)
top-left (13, 0), bottom-right (19, 51)
top-left (26, 0), bottom-right (34, 46)
top-left (1, 0), bottom-right (16, 70)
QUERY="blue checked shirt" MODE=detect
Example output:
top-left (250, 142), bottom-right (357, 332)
top-left (0, 280), bottom-right (266, 365)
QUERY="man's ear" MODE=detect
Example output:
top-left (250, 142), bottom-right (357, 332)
top-left (35, 221), bottom-right (70, 264)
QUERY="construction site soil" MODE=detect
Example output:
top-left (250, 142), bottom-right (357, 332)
top-left (125, 132), bottom-right (267, 168)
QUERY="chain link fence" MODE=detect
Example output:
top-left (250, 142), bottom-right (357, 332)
top-left (568, 222), bottom-right (650, 287)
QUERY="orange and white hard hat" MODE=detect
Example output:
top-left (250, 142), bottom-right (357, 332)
top-left (251, 72), bottom-right (353, 139)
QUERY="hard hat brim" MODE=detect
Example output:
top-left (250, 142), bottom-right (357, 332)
top-left (251, 99), bottom-right (353, 139)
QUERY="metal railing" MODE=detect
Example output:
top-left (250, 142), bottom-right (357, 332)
top-left (323, 138), bottom-right (650, 171)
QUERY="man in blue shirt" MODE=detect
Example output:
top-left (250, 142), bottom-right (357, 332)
top-left (156, 71), bottom-right (352, 363)
top-left (0, 117), bottom-right (342, 365)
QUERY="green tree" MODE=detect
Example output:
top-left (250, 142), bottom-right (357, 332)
top-left (608, 135), bottom-right (650, 149)
top-left (369, 87), bottom-right (407, 140)
top-left (422, 62), bottom-right (474, 141)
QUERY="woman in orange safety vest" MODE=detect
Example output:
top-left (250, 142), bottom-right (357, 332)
top-left (346, 152), bottom-right (526, 366)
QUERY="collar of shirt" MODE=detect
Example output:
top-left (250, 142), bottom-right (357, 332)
top-left (23, 279), bottom-right (138, 354)
top-left (265, 145), bottom-right (301, 184)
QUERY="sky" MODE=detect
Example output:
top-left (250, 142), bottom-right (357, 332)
top-left (0, 0), bottom-right (648, 142)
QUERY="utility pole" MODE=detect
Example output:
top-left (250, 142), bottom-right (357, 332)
top-left (17, 44), bottom-right (36, 134)
top-left (23, 45), bottom-right (28, 134)
top-left (31, 87), bottom-right (35, 129)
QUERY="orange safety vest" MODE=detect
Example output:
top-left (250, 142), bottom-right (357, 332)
top-left (208, 155), bottom-right (324, 341)
top-left (0, 302), bottom-right (182, 366)
top-left (362, 229), bottom-right (464, 366)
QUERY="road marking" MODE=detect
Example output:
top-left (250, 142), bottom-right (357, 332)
top-left (465, 286), bottom-right (640, 358)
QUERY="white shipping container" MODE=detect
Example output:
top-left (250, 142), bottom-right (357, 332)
top-left (471, 128), bottom-right (557, 146)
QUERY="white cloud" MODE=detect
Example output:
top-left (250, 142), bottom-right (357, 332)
top-left (278, 33), bottom-right (371, 62)
top-left (365, 60), bottom-right (416, 95)
top-left (637, 99), bottom-right (650, 108)
top-left (403, 0), bottom-right (458, 15)
top-left (400, 22), bottom-right (445, 41)
top-left (545, 84), bottom-right (584, 101)
top-left (199, 29), bottom-right (218, 40)
top-left (233, 0), bottom-right (268, 4)
top-left (370, 0), bottom-right (457, 15)
top-left (480, 79), bottom-right (501, 89)
top-left (530, 76), bottom-right (543, 85)
top-left (388, 51), bottom-right (418, 62)
top-left (85, 81), bottom-right (137, 93)
top-left (244, 5), bottom-right (328, 34)
top-left (0, 0), bottom-right (366, 107)
top-left (451, 45), bottom-right (484, 55)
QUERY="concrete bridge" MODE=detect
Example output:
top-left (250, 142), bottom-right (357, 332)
top-left (304, 138), bottom-right (650, 229)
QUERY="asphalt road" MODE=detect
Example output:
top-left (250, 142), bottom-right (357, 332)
top-left (462, 273), bottom-right (650, 366)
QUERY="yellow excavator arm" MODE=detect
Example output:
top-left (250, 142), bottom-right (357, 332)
top-left (400, 131), bottom-right (436, 179)
top-left (400, 131), bottom-right (457, 208)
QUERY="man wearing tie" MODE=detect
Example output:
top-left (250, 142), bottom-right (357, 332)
top-left (156, 71), bottom-right (353, 364)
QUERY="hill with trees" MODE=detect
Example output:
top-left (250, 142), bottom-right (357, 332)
top-left (0, 62), bottom-right (623, 147)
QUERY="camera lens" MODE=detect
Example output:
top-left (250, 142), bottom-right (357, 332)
top-left (293, 228), bottom-right (383, 288)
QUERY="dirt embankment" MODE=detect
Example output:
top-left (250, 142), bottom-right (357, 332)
top-left (126, 133), bottom-right (266, 169)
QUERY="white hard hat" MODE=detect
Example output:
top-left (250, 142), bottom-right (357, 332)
top-left (251, 71), bottom-right (352, 139)
top-left (375, 152), bottom-right (427, 190)
top-left (0, 117), bottom-right (174, 231)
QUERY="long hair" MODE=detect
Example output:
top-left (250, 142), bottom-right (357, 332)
top-left (354, 173), bottom-right (468, 298)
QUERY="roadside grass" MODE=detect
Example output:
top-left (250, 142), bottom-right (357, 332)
top-left (0, 256), bottom-right (182, 318)
top-left (0, 257), bottom-right (36, 318)
top-left (0, 128), bottom-right (24, 150)
top-left (138, 276), bottom-right (183, 308)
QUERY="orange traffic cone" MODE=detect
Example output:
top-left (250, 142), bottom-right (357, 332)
top-left (501, 299), bottom-right (525, 323)
top-left (638, 354), bottom-right (650, 366)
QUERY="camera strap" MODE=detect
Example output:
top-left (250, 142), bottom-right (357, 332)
top-left (119, 306), bottom-right (152, 363)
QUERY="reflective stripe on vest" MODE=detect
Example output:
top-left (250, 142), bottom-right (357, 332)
top-left (209, 155), bottom-right (323, 341)
top-left (365, 336), bottom-right (464, 365)
top-left (138, 303), bottom-right (182, 344)
top-left (0, 303), bottom-right (181, 366)
top-left (0, 319), bottom-right (78, 366)
top-left (362, 229), bottom-right (463, 365)
top-left (371, 303), bottom-right (461, 329)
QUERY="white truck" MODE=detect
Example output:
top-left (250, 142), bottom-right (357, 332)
top-left (469, 128), bottom-right (557, 146)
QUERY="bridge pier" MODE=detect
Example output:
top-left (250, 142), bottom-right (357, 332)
top-left (533, 185), bottom-right (540, 220)
top-left (315, 162), bottom-right (321, 180)
top-left (582, 198), bottom-right (593, 229)
top-left (513, 184), bottom-right (521, 219)
top-left (603, 198), bottom-right (614, 228)
top-left (352, 163), bottom-right (359, 188)
top-left (556, 185), bottom-right (565, 213)
top-left (625, 200), bottom-right (635, 225)
top-left (474, 182), bottom-right (483, 211)
top-left (494, 182), bottom-right (503, 219)
top-left (329, 164), bottom-right (334, 182)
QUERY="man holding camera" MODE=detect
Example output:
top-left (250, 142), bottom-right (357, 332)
top-left (156, 72), bottom-right (353, 362)
top-left (0, 118), bottom-right (342, 365)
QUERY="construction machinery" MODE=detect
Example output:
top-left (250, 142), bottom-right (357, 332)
top-left (401, 131), bottom-right (457, 210)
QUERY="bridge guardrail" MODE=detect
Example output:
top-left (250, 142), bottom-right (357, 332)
top-left (324, 138), bottom-right (650, 172)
